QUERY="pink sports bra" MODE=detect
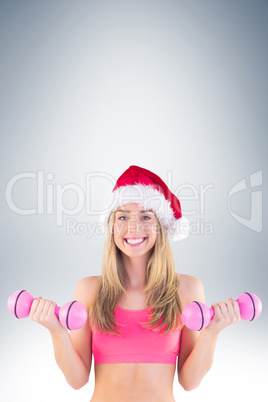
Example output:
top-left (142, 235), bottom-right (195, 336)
top-left (92, 305), bottom-right (181, 364)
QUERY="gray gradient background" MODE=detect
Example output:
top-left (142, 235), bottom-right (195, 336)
top-left (0, 1), bottom-right (267, 401)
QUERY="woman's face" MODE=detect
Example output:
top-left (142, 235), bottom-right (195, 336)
top-left (113, 203), bottom-right (159, 258)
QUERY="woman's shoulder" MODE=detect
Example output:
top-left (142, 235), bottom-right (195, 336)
top-left (178, 273), bottom-right (203, 290)
top-left (73, 275), bottom-right (101, 308)
top-left (75, 275), bottom-right (101, 288)
top-left (177, 273), bottom-right (205, 306)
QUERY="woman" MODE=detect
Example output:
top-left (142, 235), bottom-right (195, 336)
top-left (29, 165), bottom-right (240, 401)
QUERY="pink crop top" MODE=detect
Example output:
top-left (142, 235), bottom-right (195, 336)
top-left (92, 305), bottom-right (181, 364)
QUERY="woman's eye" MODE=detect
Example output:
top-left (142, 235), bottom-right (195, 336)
top-left (117, 215), bottom-right (151, 221)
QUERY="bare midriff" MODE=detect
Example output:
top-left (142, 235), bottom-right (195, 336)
top-left (90, 362), bottom-right (176, 401)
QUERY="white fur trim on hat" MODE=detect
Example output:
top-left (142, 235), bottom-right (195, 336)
top-left (100, 185), bottom-right (190, 241)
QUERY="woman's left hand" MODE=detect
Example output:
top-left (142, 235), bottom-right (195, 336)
top-left (206, 298), bottom-right (241, 334)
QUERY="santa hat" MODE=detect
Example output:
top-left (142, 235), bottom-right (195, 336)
top-left (100, 165), bottom-right (190, 241)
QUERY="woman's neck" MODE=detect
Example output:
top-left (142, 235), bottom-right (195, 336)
top-left (121, 253), bottom-right (148, 291)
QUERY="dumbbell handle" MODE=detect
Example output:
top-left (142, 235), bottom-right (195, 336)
top-left (7, 290), bottom-right (88, 330)
top-left (182, 292), bottom-right (262, 331)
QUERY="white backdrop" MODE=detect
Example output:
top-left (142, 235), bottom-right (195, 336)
top-left (1, 1), bottom-right (267, 401)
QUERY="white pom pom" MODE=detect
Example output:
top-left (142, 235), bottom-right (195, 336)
top-left (169, 216), bottom-right (190, 241)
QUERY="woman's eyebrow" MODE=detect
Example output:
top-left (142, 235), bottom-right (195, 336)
top-left (115, 209), bottom-right (154, 214)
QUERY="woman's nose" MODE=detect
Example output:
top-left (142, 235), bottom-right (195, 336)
top-left (129, 219), bottom-right (141, 232)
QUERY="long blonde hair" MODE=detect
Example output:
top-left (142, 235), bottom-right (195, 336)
top-left (90, 211), bottom-right (183, 336)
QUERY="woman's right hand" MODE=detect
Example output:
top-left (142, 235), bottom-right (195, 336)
top-left (29, 297), bottom-right (66, 334)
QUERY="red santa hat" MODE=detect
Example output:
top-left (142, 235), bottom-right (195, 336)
top-left (100, 165), bottom-right (190, 241)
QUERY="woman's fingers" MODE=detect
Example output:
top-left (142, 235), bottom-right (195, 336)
top-left (228, 298), bottom-right (241, 322)
top-left (47, 301), bottom-right (57, 319)
top-left (33, 299), bottom-right (47, 322)
top-left (40, 300), bottom-right (54, 321)
top-left (28, 297), bottom-right (66, 333)
top-left (224, 300), bottom-right (235, 322)
top-left (29, 297), bottom-right (42, 320)
top-left (211, 302), bottom-right (221, 319)
top-left (209, 298), bottom-right (241, 333)
top-left (212, 301), bottom-right (228, 319)
top-left (30, 298), bottom-right (55, 323)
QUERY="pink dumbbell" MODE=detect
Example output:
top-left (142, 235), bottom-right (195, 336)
top-left (182, 292), bottom-right (262, 331)
top-left (7, 290), bottom-right (88, 330)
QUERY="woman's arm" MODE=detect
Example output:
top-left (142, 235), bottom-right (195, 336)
top-left (177, 275), bottom-right (240, 391)
top-left (49, 321), bottom-right (90, 389)
top-left (29, 276), bottom-right (98, 390)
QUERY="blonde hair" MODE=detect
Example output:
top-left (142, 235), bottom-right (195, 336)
top-left (90, 211), bottom-right (183, 336)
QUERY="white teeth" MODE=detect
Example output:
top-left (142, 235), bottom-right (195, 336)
top-left (126, 238), bottom-right (145, 244)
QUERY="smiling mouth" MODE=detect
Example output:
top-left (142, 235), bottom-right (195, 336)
top-left (124, 237), bottom-right (147, 246)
